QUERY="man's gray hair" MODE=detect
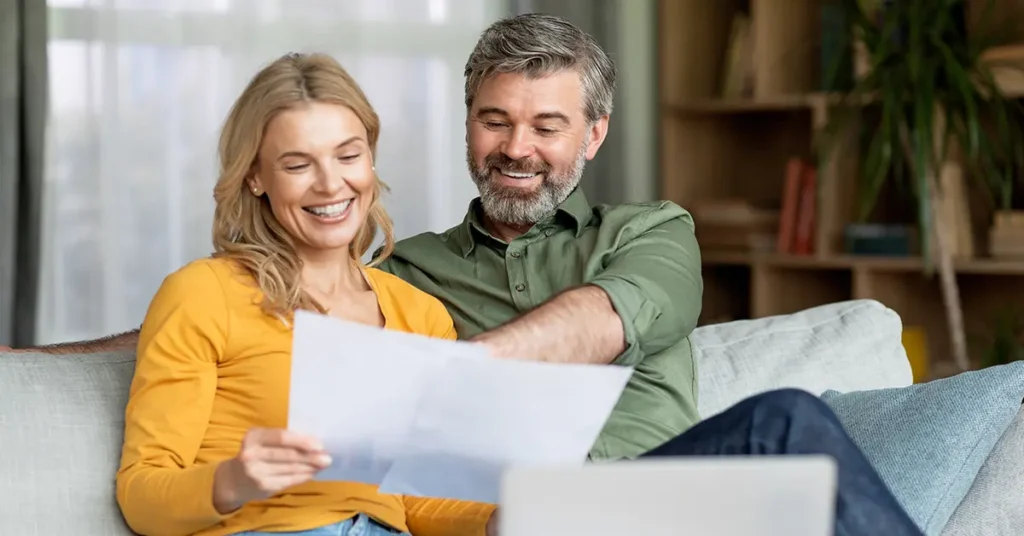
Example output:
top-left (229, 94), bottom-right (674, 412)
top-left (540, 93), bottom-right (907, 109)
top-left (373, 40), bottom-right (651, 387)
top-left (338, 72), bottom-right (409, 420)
top-left (464, 13), bottom-right (617, 123)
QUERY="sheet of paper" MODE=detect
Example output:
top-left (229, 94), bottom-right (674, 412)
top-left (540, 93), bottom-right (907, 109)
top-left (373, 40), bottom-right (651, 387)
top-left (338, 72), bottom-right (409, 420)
top-left (288, 311), bottom-right (487, 483)
top-left (377, 357), bottom-right (633, 503)
top-left (288, 310), bottom-right (632, 503)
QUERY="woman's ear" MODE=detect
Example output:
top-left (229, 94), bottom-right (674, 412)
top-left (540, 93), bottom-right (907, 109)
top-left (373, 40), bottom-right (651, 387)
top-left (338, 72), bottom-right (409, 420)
top-left (247, 174), bottom-right (264, 196)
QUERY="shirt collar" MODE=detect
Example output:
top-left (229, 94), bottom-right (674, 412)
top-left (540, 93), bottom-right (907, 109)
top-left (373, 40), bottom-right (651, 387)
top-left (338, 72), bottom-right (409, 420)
top-left (452, 187), bottom-right (593, 258)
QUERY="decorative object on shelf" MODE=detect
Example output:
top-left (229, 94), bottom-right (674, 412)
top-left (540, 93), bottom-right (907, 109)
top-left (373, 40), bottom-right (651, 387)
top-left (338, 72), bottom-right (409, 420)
top-left (844, 223), bottom-right (916, 256)
top-left (989, 211), bottom-right (1024, 258)
top-left (691, 199), bottom-right (778, 253)
top-left (901, 326), bottom-right (930, 383)
top-left (821, 0), bottom-right (1024, 373)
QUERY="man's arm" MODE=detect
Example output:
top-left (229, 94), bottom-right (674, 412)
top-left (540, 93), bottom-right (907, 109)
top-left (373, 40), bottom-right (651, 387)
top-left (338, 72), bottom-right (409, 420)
top-left (473, 207), bottom-right (703, 366)
top-left (472, 285), bottom-right (623, 364)
top-left (5, 329), bottom-right (140, 354)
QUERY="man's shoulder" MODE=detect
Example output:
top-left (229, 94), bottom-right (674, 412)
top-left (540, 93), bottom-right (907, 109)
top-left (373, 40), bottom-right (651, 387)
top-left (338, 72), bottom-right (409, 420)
top-left (594, 200), bottom-right (695, 234)
top-left (374, 227), bottom-right (463, 274)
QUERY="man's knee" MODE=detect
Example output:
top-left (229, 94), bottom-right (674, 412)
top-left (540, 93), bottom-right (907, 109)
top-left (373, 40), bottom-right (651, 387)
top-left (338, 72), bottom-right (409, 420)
top-left (746, 388), bottom-right (838, 425)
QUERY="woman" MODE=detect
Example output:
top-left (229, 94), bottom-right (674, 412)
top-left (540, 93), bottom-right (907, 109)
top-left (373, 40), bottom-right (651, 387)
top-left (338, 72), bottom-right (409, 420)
top-left (115, 53), bottom-right (494, 536)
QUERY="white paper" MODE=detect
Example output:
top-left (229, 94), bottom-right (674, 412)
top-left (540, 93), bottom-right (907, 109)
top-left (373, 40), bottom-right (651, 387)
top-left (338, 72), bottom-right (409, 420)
top-left (287, 310), bottom-right (632, 504)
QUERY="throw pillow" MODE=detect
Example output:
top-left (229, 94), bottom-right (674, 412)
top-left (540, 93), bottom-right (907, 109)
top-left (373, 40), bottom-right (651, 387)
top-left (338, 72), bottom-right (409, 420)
top-left (941, 406), bottom-right (1024, 536)
top-left (820, 361), bottom-right (1024, 536)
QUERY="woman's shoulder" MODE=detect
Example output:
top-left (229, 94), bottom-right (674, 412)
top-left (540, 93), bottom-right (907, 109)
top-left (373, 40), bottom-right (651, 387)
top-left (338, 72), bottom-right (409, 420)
top-left (156, 257), bottom-right (255, 303)
top-left (365, 267), bottom-right (456, 339)
top-left (365, 267), bottom-right (438, 305)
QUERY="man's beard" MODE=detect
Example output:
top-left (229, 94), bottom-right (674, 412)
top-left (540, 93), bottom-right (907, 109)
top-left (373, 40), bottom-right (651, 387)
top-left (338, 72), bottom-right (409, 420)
top-left (467, 143), bottom-right (588, 227)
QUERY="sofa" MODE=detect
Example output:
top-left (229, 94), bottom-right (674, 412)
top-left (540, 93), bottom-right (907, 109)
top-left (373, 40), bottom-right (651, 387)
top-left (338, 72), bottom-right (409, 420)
top-left (1, 299), bottom-right (1021, 535)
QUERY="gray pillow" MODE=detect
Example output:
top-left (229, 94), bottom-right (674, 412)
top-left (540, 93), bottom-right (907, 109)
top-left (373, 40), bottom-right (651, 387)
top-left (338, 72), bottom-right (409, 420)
top-left (941, 406), bottom-right (1024, 536)
top-left (0, 350), bottom-right (136, 534)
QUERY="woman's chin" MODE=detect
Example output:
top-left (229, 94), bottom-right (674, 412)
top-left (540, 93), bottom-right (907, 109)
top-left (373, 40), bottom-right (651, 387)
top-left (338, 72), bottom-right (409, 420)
top-left (293, 230), bottom-right (360, 259)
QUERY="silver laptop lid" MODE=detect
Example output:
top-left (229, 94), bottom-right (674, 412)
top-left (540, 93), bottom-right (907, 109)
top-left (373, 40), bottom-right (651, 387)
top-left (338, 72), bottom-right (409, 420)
top-left (499, 455), bottom-right (837, 536)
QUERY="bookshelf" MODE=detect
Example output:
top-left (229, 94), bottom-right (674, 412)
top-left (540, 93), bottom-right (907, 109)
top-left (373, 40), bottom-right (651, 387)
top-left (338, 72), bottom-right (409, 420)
top-left (657, 0), bottom-right (1024, 376)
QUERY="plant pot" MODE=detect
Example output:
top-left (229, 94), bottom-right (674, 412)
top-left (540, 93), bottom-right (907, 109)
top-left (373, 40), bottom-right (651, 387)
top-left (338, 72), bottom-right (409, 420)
top-left (989, 210), bottom-right (1024, 259)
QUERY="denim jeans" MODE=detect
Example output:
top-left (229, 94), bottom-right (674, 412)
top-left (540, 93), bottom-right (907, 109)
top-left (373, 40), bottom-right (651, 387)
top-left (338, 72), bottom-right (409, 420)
top-left (233, 514), bottom-right (407, 536)
top-left (640, 388), bottom-right (923, 536)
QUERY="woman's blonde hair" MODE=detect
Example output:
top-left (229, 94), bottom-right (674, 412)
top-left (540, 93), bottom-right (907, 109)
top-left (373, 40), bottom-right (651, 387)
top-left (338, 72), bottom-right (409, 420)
top-left (211, 52), bottom-right (394, 318)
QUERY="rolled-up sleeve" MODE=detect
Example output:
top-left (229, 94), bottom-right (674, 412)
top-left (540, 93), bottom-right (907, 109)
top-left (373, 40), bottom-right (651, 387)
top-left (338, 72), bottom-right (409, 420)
top-left (586, 206), bottom-right (703, 367)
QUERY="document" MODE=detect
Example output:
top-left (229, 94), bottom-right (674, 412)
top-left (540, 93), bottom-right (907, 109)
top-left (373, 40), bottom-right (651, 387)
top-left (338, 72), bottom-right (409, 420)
top-left (287, 310), bottom-right (633, 504)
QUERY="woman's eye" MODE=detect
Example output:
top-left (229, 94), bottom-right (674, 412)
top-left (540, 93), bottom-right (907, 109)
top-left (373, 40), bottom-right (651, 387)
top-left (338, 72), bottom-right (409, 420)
top-left (339, 154), bottom-right (361, 162)
top-left (284, 163), bottom-right (309, 172)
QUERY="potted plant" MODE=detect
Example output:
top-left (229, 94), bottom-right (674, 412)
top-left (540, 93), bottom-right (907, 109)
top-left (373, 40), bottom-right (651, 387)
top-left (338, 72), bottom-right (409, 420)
top-left (822, 0), bottom-right (1024, 372)
top-left (973, 306), bottom-right (1024, 368)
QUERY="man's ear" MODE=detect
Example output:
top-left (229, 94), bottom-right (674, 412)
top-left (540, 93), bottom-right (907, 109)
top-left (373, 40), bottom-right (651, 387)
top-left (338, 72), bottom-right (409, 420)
top-left (584, 115), bottom-right (610, 161)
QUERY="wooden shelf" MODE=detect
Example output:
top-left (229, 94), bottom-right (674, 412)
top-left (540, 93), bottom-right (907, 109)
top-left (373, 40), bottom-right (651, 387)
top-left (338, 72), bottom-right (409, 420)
top-left (702, 252), bottom-right (1024, 274)
top-left (659, 0), bottom-right (1024, 375)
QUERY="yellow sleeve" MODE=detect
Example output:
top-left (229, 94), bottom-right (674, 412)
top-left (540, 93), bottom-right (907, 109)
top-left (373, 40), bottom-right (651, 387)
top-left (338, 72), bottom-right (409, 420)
top-left (116, 261), bottom-right (233, 536)
top-left (403, 497), bottom-right (496, 536)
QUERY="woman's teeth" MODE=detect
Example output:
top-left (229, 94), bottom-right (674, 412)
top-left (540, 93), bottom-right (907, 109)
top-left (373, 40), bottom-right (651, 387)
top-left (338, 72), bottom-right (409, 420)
top-left (305, 199), bottom-right (351, 216)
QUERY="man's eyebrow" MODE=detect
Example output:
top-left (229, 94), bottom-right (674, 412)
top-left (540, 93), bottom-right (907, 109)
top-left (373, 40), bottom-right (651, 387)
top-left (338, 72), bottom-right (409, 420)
top-left (276, 136), bottom-right (363, 160)
top-left (534, 112), bottom-right (570, 125)
top-left (475, 107), bottom-right (571, 125)
top-left (476, 106), bottom-right (510, 118)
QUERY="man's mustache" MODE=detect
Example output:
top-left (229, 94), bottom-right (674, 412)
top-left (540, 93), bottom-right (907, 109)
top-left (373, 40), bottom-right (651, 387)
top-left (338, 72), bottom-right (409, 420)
top-left (483, 153), bottom-right (551, 175)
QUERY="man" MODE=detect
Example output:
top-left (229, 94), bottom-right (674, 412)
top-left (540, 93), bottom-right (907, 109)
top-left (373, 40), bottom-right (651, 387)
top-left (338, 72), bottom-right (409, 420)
top-left (7, 13), bottom-right (923, 536)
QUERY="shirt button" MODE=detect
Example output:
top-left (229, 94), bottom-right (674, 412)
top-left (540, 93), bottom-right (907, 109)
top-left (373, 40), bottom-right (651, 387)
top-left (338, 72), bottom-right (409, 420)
top-left (515, 283), bottom-right (526, 292)
top-left (544, 228), bottom-right (554, 237)
top-left (510, 251), bottom-right (521, 258)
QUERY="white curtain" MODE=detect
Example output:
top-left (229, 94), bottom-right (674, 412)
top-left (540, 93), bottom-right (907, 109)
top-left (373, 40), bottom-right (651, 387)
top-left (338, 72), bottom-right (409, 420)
top-left (37, 0), bottom-right (505, 345)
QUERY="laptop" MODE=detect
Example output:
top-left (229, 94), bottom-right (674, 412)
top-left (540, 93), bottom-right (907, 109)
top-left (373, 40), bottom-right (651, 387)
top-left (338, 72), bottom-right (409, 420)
top-left (499, 456), bottom-right (838, 536)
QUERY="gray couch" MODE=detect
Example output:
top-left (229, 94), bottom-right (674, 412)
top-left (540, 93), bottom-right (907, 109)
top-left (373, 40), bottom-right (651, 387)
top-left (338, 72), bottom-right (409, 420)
top-left (1, 299), bottom-right (1020, 535)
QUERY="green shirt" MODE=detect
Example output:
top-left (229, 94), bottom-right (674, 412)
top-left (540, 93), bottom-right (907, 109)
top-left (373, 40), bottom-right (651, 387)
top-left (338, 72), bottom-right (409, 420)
top-left (375, 188), bottom-right (704, 460)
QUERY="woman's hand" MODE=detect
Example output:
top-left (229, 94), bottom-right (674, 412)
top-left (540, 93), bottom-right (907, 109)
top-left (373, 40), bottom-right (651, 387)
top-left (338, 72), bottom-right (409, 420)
top-left (212, 428), bottom-right (332, 514)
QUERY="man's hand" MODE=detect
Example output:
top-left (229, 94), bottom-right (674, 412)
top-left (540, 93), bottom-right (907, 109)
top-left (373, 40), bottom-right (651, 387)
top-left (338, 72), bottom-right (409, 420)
top-left (485, 507), bottom-right (500, 536)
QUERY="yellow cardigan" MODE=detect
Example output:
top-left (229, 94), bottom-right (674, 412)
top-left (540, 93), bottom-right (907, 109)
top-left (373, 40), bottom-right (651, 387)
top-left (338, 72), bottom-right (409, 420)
top-left (116, 257), bottom-right (494, 536)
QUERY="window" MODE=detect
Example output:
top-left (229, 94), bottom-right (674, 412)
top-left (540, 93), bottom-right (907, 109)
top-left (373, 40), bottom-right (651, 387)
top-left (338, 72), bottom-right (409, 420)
top-left (38, 0), bottom-right (505, 344)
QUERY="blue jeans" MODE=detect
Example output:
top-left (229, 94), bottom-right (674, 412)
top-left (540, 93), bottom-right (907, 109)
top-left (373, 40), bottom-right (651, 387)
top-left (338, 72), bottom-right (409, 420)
top-left (234, 514), bottom-right (407, 536)
top-left (640, 389), bottom-right (923, 536)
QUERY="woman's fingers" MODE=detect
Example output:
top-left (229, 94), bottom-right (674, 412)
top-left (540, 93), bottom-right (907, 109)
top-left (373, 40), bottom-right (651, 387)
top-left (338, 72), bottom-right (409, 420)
top-left (245, 445), bottom-right (332, 468)
top-left (258, 461), bottom-right (322, 477)
top-left (248, 428), bottom-right (324, 453)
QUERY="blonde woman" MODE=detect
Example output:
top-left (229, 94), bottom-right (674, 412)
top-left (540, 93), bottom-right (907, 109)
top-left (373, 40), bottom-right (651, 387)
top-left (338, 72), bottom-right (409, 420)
top-left (116, 53), bottom-right (494, 536)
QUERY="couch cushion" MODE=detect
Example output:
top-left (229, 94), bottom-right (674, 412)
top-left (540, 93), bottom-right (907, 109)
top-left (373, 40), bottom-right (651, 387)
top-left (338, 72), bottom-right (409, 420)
top-left (821, 362), bottom-right (1024, 536)
top-left (0, 350), bottom-right (136, 534)
top-left (692, 299), bottom-right (912, 418)
top-left (941, 406), bottom-right (1024, 536)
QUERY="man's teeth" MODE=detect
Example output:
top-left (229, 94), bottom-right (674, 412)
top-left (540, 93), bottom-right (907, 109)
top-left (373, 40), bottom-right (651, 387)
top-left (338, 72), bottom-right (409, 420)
top-left (500, 170), bottom-right (538, 179)
top-left (306, 199), bottom-right (351, 216)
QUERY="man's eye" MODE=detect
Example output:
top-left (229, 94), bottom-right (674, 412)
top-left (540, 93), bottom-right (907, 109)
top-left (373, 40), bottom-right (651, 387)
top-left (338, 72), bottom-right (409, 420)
top-left (485, 122), bottom-right (507, 129)
top-left (536, 128), bottom-right (556, 135)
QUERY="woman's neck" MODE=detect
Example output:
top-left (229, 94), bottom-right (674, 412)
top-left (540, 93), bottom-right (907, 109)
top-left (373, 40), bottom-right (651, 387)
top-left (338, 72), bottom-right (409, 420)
top-left (299, 250), bottom-right (367, 299)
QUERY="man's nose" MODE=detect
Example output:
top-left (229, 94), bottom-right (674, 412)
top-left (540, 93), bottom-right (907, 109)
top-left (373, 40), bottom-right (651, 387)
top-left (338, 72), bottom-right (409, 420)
top-left (501, 126), bottom-right (535, 161)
